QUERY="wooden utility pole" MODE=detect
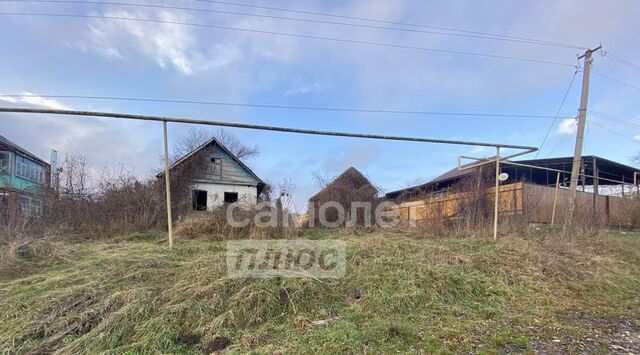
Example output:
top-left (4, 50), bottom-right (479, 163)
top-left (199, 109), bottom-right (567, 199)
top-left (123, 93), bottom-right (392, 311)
top-left (493, 147), bottom-right (500, 240)
top-left (564, 46), bottom-right (601, 230)
top-left (163, 121), bottom-right (174, 249)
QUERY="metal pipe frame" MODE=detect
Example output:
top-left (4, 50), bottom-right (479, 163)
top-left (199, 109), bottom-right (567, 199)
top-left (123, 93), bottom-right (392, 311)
top-left (1, 107), bottom-right (540, 247)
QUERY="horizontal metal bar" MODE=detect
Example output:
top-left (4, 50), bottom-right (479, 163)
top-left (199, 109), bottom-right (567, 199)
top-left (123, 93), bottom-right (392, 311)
top-left (0, 107), bottom-right (540, 150)
top-left (457, 149), bottom-right (535, 171)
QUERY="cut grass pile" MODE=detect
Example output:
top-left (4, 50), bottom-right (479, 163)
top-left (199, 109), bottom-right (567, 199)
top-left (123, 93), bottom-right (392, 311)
top-left (0, 230), bottom-right (639, 353)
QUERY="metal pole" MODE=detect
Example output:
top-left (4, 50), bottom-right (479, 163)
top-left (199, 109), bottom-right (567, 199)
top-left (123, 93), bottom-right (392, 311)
top-left (163, 121), bottom-right (173, 249)
top-left (551, 172), bottom-right (561, 225)
top-left (493, 147), bottom-right (500, 240)
top-left (565, 46), bottom-right (600, 230)
top-left (0, 107), bottom-right (538, 152)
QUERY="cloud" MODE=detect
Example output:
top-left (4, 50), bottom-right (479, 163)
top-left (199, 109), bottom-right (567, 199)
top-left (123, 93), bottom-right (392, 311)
top-left (0, 92), bottom-right (71, 110)
top-left (283, 82), bottom-right (325, 97)
top-left (83, 9), bottom-right (242, 75)
top-left (558, 118), bottom-right (577, 134)
top-left (634, 134), bottom-right (640, 142)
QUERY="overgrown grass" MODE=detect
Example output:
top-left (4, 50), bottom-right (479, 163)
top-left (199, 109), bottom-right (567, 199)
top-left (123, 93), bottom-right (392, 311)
top-left (0, 230), bottom-right (639, 353)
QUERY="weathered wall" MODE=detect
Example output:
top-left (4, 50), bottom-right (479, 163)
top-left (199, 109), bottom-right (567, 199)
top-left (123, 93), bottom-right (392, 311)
top-left (390, 183), bottom-right (524, 222)
top-left (389, 182), bottom-right (640, 227)
top-left (191, 182), bottom-right (257, 210)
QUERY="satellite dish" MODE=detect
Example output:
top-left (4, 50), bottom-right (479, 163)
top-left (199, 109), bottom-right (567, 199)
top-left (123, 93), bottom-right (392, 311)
top-left (498, 172), bottom-right (509, 182)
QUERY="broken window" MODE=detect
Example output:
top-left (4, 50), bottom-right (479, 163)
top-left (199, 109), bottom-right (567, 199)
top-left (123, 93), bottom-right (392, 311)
top-left (224, 192), bottom-right (238, 204)
top-left (208, 157), bottom-right (222, 179)
top-left (192, 190), bottom-right (208, 211)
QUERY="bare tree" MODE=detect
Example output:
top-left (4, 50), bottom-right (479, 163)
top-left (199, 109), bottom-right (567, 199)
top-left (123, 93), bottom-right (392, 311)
top-left (312, 170), bottom-right (334, 189)
top-left (171, 128), bottom-right (259, 163)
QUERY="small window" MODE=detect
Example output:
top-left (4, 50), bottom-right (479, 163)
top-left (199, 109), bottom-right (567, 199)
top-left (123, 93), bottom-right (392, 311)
top-left (224, 192), bottom-right (238, 203)
top-left (207, 157), bottom-right (222, 179)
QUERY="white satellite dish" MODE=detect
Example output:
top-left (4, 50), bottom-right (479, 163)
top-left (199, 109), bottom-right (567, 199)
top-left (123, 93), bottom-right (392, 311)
top-left (498, 172), bottom-right (509, 182)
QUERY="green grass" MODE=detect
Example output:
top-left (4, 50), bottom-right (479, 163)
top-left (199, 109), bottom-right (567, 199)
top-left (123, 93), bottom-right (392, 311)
top-left (1, 230), bottom-right (639, 354)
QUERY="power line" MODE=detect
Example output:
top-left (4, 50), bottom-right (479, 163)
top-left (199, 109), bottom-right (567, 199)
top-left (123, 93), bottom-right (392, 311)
top-left (191, 0), bottom-right (587, 50)
top-left (592, 71), bottom-right (640, 92)
top-left (602, 50), bottom-right (640, 71)
top-left (0, 93), bottom-right (561, 118)
top-left (536, 70), bottom-right (578, 157)
top-left (0, 0), bottom-right (588, 49)
top-left (589, 119), bottom-right (640, 145)
top-left (0, 107), bottom-right (540, 150)
top-left (0, 12), bottom-right (577, 67)
top-left (547, 119), bottom-right (576, 157)
top-left (589, 110), bottom-right (640, 129)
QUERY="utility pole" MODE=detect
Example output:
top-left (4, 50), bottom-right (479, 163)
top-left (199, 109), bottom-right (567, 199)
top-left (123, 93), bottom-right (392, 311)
top-left (564, 46), bottom-right (601, 230)
top-left (163, 121), bottom-right (174, 249)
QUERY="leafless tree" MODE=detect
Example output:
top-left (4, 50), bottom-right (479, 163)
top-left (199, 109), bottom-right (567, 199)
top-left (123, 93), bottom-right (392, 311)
top-left (312, 170), bottom-right (334, 189)
top-left (171, 128), bottom-right (259, 163)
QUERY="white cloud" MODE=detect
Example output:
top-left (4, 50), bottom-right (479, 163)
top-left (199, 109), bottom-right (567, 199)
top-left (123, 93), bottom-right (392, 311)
top-left (558, 118), bottom-right (577, 134)
top-left (283, 82), bottom-right (325, 97)
top-left (634, 134), bottom-right (640, 142)
top-left (0, 92), bottom-right (70, 110)
top-left (84, 9), bottom-right (242, 75)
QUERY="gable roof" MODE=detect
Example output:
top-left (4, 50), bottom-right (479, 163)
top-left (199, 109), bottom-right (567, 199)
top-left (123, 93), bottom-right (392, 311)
top-left (156, 137), bottom-right (264, 186)
top-left (309, 167), bottom-right (377, 201)
top-left (0, 134), bottom-right (49, 166)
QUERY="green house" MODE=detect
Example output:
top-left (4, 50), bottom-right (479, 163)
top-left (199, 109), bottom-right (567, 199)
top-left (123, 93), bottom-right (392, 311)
top-left (0, 134), bottom-right (50, 216)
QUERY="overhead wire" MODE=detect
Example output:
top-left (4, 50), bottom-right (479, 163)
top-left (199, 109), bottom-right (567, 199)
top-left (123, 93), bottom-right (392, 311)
top-left (0, 93), bottom-right (562, 118)
top-left (0, 12), bottom-right (577, 67)
top-left (536, 70), bottom-right (578, 157)
top-left (0, 0), bottom-right (592, 49)
top-left (592, 71), bottom-right (640, 92)
top-left (190, 0), bottom-right (586, 50)
top-left (589, 119), bottom-right (640, 145)
top-left (601, 50), bottom-right (640, 71)
top-left (589, 110), bottom-right (640, 129)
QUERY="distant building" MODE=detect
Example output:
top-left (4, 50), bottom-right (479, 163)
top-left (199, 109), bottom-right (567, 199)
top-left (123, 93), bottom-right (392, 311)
top-left (308, 167), bottom-right (378, 226)
top-left (0, 134), bottom-right (50, 217)
top-left (384, 155), bottom-right (640, 226)
top-left (157, 137), bottom-right (265, 211)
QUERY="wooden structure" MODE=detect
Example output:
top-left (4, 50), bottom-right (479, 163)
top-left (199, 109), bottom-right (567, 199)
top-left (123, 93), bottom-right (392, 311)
top-left (386, 156), bottom-right (640, 227)
top-left (157, 137), bottom-right (265, 211)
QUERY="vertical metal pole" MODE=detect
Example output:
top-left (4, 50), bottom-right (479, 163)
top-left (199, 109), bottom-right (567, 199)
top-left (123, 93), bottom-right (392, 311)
top-left (565, 47), bottom-right (599, 230)
top-left (551, 172), bottom-right (561, 225)
top-left (163, 121), bottom-right (174, 249)
top-left (493, 146), bottom-right (500, 240)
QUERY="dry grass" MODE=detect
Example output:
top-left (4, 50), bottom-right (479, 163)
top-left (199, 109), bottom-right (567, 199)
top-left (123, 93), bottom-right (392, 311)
top-left (0, 229), bottom-right (638, 353)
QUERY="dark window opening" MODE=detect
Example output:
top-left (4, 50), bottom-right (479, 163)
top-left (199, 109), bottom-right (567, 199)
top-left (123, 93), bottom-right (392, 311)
top-left (224, 192), bottom-right (238, 203)
top-left (192, 190), bottom-right (208, 211)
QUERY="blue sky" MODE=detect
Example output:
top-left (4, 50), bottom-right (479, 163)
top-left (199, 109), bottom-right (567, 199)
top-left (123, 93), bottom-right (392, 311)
top-left (1, 0), bottom-right (639, 210)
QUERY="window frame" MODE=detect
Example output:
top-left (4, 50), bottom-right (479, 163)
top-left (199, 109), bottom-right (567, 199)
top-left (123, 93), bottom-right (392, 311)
top-left (15, 154), bottom-right (45, 184)
top-left (0, 151), bottom-right (11, 175)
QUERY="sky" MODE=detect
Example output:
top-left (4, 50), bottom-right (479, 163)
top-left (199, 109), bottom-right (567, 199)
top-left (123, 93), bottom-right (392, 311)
top-left (1, 0), bottom-right (639, 211)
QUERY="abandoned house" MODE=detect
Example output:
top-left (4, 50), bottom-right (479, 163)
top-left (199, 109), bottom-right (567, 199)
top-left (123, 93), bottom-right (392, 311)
top-left (385, 155), bottom-right (640, 226)
top-left (308, 167), bottom-right (378, 226)
top-left (0, 134), bottom-right (50, 217)
top-left (157, 137), bottom-right (265, 211)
